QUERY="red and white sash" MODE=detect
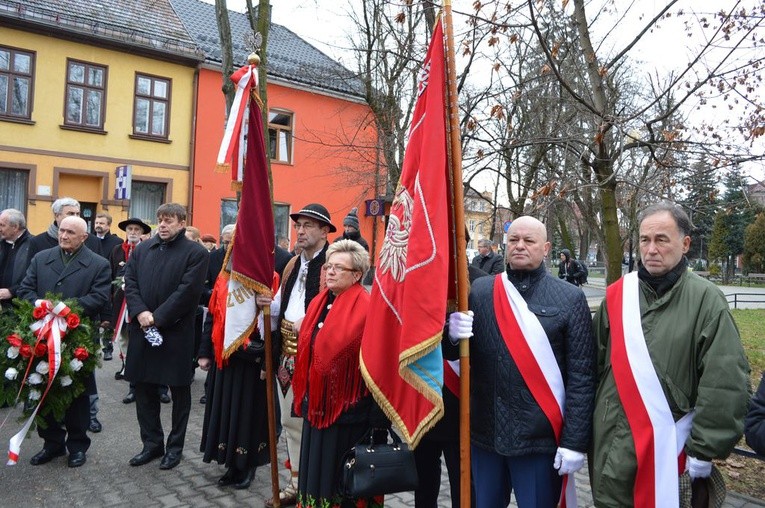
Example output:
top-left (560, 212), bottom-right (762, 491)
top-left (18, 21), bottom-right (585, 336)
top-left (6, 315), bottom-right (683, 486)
top-left (493, 274), bottom-right (577, 508)
top-left (607, 272), bottom-right (694, 508)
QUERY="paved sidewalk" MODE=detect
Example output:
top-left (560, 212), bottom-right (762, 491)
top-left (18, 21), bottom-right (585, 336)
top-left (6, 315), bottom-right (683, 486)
top-left (1, 357), bottom-right (763, 506)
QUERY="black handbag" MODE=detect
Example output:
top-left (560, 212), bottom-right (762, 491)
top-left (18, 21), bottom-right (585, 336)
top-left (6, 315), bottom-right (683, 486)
top-left (339, 428), bottom-right (419, 498)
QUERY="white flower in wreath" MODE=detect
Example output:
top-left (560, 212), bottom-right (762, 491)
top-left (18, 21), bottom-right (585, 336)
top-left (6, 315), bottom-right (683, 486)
top-left (28, 389), bottom-right (41, 401)
top-left (35, 360), bottom-right (49, 375)
top-left (4, 367), bottom-right (18, 380)
top-left (28, 372), bottom-right (44, 385)
top-left (70, 358), bottom-right (83, 372)
top-left (7, 346), bottom-right (19, 359)
top-left (59, 375), bottom-right (73, 387)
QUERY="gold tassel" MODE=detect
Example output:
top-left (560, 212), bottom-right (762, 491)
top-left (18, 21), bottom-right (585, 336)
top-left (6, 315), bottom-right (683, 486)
top-left (214, 162), bottom-right (230, 174)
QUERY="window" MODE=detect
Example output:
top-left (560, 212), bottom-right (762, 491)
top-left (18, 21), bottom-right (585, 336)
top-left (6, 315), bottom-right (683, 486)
top-left (0, 168), bottom-right (28, 213)
top-left (274, 204), bottom-right (290, 243)
top-left (64, 59), bottom-right (106, 129)
top-left (268, 110), bottom-right (293, 163)
top-left (129, 181), bottom-right (166, 223)
top-left (468, 219), bottom-right (476, 233)
top-left (0, 46), bottom-right (34, 120)
top-left (134, 74), bottom-right (170, 139)
top-left (220, 200), bottom-right (291, 246)
top-left (221, 199), bottom-right (238, 231)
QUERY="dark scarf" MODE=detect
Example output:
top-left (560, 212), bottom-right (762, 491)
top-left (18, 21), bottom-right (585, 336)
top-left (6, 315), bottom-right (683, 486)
top-left (342, 229), bottom-right (361, 242)
top-left (280, 242), bottom-right (328, 316)
top-left (60, 245), bottom-right (83, 266)
top-left (292, 284), bottom-right (369, 429)
top-left (46, 222), bottom-right (59, 240)
top-left (637, 257), bottom-right (688, 297)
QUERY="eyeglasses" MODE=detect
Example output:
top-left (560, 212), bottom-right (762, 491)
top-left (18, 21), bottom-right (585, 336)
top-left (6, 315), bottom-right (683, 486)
top-left (293, 222), bottom-right (317, 231)
top-left (324, 263), bottom-right (356, 274)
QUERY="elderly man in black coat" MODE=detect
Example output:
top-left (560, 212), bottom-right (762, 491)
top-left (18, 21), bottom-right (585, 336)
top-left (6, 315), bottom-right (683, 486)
top-left (0, 208), bottom-right (32, 310)
top-left (124, 203), bottom-right (209, 470)
top-left (17, 216), bottom-right (111, 468)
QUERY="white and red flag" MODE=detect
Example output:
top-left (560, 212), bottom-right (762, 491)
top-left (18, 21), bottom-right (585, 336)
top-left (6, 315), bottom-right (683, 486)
top-left (210, 67), bottom-right (275, 366)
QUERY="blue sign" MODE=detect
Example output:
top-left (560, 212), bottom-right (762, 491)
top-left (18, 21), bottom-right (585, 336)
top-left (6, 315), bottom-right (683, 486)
top-left (365, 198), bottom-right (386, 217)
top-left (503, 220), bottom-right (512, 233)
top-left (115, 165), bottom-right (132, 200)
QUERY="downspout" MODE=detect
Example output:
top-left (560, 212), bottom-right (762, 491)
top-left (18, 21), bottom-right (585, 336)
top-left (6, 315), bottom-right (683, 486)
top-left (187, 65), bottom-right (200, 224)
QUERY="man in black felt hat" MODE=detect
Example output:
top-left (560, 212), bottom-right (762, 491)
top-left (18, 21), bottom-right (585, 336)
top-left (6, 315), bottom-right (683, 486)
top-left (257, 203), bottom-right (335, 507)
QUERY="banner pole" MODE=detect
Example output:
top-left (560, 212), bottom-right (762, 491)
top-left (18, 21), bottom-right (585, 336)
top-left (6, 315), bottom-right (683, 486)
top-left (442, 2), bottom-right (471, 506)
top-left (263, 305), bottom-right (281, 507)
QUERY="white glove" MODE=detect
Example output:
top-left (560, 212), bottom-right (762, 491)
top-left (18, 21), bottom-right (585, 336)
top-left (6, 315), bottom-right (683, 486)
top-left (448, 311), bottom-right (473, 344)
top-left (553, 447), bottom-right (585, 475)
top-left (687, 456), bottom-right (712, 479)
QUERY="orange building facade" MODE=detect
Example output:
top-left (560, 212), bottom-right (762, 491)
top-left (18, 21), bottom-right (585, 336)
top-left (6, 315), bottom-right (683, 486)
top-left (174, 0), bottom-right (385, 255)
top-left (190, 70), bottom-right (383, 252)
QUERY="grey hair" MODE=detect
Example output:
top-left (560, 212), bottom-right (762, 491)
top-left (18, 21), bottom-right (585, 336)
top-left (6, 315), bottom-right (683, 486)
top-left (477, 239), bottom-right (493, 248)
top-left (638, 201), bottom-right (694, 237)
top-left (326, 239), bottom-right (370, 275)
top-left (1, 208), bottom-right (26, 229)
top-left (221, 224), bottom-right (235, 236)
top-left (52, 197), bottom-right (80, 215)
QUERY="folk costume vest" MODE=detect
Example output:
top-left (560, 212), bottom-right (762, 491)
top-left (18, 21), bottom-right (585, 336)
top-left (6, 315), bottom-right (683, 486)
top-left (606, 272), bottom-right (694, 508)
top-left (493, 274), bottom-right (577, 507)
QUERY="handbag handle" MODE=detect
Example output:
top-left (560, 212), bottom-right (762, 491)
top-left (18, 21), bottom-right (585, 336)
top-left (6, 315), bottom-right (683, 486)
top-left (362, 428), bottom-right (404, 452)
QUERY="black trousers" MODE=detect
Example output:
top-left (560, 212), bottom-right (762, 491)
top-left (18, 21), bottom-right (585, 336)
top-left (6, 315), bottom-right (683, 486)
top-left (134, 382), bottom-right (191, 454)
top-left (413, 436), bottom-right (472, 508)
top-left (38, 375), bottom-right (92, 454)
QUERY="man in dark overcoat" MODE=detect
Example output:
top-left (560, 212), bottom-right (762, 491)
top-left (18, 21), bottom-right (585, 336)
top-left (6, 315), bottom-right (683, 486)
top-left (123, 203), bottom-right (209, 470)
top-left (0, 208), bottom-right (32, 310)
top-left (17, 216), bottom-right (111, 468)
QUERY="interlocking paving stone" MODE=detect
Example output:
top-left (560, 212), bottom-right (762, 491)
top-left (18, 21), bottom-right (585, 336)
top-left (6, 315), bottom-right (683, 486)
top-left (0, 358), bottom-right (762, 507)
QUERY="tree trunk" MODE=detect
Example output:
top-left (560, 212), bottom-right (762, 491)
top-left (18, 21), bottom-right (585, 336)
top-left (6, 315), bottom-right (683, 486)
top-left (599, 171), bottom-right (623, 283)
top-left (214, 0), bottom-right (235, 113)
top-left (249, 0), bottom-right (273, 203)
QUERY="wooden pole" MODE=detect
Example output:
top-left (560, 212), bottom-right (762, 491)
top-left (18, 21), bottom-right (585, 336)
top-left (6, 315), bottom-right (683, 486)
top-left (442, 2), bottom-right (471, 506)
top-left (262, 305), bottom-right (281, 507)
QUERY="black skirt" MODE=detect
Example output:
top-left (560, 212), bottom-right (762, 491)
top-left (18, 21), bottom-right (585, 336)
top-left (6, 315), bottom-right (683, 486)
top-left (200, 351), bottom-right (270, 471)
top-left (297, 417), bottom-right (384, 508)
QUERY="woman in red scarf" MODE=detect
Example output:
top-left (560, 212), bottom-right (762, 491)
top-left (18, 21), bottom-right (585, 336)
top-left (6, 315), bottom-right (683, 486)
top-left (292, 240), bottom-right (387, 508)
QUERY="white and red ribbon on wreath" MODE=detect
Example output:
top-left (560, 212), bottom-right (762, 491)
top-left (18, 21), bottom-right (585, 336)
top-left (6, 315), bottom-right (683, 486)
top-left (7, 300), bottom-right (70, 465)
top-left (215, 63), bottom-right (259, 182)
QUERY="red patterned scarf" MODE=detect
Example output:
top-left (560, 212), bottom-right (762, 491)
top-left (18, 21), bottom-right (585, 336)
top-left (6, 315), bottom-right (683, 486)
top-left (292, 283), bottom-right (369, 429)
top-left (121, 240), bottom-right (135, 260)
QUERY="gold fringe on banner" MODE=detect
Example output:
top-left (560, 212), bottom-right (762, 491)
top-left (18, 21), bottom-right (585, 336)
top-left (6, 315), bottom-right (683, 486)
top-left (214, 162), bottom-right (230, 174)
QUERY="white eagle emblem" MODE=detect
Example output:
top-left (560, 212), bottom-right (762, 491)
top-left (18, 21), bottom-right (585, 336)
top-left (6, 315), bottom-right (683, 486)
top-left (378, 185), bottom-right (414, 283)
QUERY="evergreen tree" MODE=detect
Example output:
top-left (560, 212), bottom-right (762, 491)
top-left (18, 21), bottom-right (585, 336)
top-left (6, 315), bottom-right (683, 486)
top-left (680, 161), bottom-right (718, 262)
top-left (708, 166), bottom-right (758, 280)
top-left (743, 212), bottom-right (765, 273)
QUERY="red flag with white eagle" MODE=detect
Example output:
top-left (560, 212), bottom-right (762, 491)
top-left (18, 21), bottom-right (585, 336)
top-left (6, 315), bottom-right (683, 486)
top-left (360, 20), bottom-right (449, 448)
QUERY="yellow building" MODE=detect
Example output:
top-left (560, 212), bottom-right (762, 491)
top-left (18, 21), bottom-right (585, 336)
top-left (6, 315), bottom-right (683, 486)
top-left (464, 189), bottom-right (495, 249)
top-left (0, 0), bottom-right (203, 234)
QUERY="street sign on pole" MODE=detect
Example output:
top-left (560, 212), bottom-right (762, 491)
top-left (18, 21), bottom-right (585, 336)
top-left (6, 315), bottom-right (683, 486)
top-left (503, 220), bottom-right (512, 233)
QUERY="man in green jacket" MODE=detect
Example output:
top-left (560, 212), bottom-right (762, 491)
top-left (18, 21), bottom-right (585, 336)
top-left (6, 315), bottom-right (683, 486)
top-left (590, 201), bottom-right (750, 507)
